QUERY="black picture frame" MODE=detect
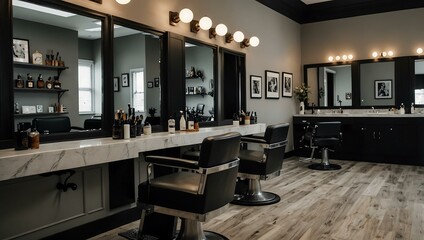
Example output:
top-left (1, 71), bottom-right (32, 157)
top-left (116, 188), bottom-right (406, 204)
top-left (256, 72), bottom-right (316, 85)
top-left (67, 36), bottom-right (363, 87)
top-left (121, 73), bottom-right (129, 87)
top-left (282, 72), bottom-right (293, 98)
top-left (147, 81), bottom-right (153, 88)
top-left (250, 75), bottom-right (262, 99)
top-left (13, 38), bottom-right (30, 63)
top-left (113, 77), bottom-right (119, 92)
top-left (154, 77), bottom-right (160, 87)
top-left (374, 79), bottom-right (392, 99)
top-left (265, 70), bottom-right (280, 99)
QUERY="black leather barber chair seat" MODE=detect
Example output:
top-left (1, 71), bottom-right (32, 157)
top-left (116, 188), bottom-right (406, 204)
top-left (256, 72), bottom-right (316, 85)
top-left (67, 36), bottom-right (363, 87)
top-left (32, 116), bottom-right (84, 134)
top-left (136, 132), bottom-right (241, 240)
top-left (302, 121), bottom-right (342, 171)
top-left (232, 123), bottom-right (289, 206)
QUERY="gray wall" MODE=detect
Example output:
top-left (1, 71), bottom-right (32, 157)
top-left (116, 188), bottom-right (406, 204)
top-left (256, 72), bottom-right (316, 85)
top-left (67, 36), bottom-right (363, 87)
top-left (327, 66), bottom-right (352, 106)
top-left (360, 61), bottom-right (395, 106)
top-left (145, 36), bottom-right (161, 117)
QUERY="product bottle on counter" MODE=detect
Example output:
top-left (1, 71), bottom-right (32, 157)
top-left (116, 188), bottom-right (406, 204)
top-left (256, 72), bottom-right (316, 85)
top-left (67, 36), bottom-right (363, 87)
top-left (15, 123), bottom-right (29, 151)
top-left (37, 74), bottom-right (44, 88)
top-left (26, 74), bottom-right (34, 88)
top-left (233, 113), bottom-right (239, 126)
top-left (123, 122), bottom-right (130, 139)
top-left (168, 116), bottom-right (175, 134)
top-left (244, 112), bottom-right (251, 125)
top-left (180, 111), bottom-right (186, 131)
top-left (239, 110), bottom-right (246, 125)
top-left (187, 113), bottom-right (194, 130)
top-left (28, 129), bottom-right (40, 149)
top-left (411, 103), bottom-right (415, 114)
top-left (143, 122), bottom-right (152, 135)
top-left (399, 103), bottom-right (405, 114)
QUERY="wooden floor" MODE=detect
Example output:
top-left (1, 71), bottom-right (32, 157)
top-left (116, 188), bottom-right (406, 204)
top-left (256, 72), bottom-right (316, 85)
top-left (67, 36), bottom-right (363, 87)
top-left (90, 157), bottom-right (424, 240)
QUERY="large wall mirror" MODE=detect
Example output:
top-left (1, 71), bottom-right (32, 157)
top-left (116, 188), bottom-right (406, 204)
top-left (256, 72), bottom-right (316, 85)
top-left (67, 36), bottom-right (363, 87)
top-left (184, 40), bottom-right (216, 124)
top-left (415, 59), bottom-right (424, 105)
top-left (113, 19), bottom-right (162, 127)
top-left (360, 61), bottom-right (395, 106)
top-left (306, 64), bottom-right (352, 107)
top-left (12, 0), bottom-right (109, 141)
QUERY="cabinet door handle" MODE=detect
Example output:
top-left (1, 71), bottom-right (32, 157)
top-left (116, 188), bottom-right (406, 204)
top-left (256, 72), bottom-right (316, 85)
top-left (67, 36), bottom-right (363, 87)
top-left (378, 131), bottom-right (381, 140)
top-left (373, 131), bottom-right (376, 139)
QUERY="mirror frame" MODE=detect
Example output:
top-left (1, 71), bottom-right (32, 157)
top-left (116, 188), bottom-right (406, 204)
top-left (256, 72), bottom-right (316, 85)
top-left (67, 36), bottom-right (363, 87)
top-left (0, 0), bottom-right (112, 148)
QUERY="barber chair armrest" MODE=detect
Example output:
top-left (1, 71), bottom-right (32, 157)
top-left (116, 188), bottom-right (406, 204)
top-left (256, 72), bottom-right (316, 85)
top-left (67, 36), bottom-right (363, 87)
top-left (145, 155), bottom-right (199, 170)
top-left (240, 136), bottom-right (267, 144)
top-left (71, 126), bottom-right (85, 131)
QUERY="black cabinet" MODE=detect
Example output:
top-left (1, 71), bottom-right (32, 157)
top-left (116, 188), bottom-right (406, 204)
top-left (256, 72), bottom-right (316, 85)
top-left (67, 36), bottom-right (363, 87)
top-left (293, 116), bottom-right (424, 166)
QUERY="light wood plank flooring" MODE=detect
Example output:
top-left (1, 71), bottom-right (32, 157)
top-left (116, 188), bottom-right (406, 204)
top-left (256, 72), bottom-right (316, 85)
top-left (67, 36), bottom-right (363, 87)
top-left (90, 157), bottom-right (424, 240)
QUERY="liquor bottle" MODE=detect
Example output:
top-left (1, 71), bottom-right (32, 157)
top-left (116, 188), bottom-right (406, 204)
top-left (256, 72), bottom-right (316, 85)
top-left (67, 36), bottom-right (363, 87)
top-left (15, 74), bottom-right (24, 88)
top-left (53, 76), bottom-right (61, 89)
top-left (26, 74), bottom-right (34, 88)
top-left (37, 74), bottom-right (44, 88)
top-left (45, 77), bottom-right (53, 89)
top-left (180, 111), bottom-right (186, 131)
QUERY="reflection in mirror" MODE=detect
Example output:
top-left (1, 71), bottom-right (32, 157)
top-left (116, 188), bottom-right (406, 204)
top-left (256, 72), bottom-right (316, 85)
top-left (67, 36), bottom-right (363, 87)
top-left (360, 61), bottom-right (395, 106)
top-left (414, 59), bottom-right (424, 104)
top-left (306, 65), bottom-right (352, 107)
top-left (185, 41), bottom-right (215, 122)
top-left (113, 25), bottom-right (161, 126)
top-left (12, 0), bottom-right (103, 134)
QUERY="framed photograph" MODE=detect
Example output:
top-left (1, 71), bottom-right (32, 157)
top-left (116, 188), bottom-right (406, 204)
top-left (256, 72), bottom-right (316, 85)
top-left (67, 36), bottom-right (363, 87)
top-left (188, 87), bottom-right (195, 94)
top-left (147, 81), bottom-right (153, 88)
top-left (113, 77), bottom-right (120, 92)
top-left (121, 73), bottom-right (129, 87)
top-left (13, 38), bottom-right (30, 63)
top-left (374, 79), bottom-right (392, 99)
top-left (345, 92), bottom-right (352, 100)
top-left (36, 105), bottom-right (43, 113)
top-left (250, 75), bottom-right (262, 99)
top-left (154, 77), bottom-right (160, 87)
top-left (282, 72), bottom-right (293, 97)
top-left (265, 70), bottom-right (280, 99)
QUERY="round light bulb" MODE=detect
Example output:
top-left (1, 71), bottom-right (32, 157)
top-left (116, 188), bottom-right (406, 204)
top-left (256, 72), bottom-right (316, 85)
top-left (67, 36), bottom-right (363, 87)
top-left (335, 56), bottom-right (341, 61)
top-left (342, 55), bottom-right (348, 60)
top-left (116, 0), bottom-right (131, 4)
top-left (372, 52), bottom-right (378, 58)
top-left (417, 48), bottom-right (423, 55)
top-left (199, 17), bottom-right (212, 30)
top-left (388, 51), bottom-right (394, 57)
top-left (328, 56), bottom-right (334, 62)
top-left (179, 8), bottom-right (193, 23)
top-left (348, 54), bottom-right (353, 60)
top-left (249, 36), bottom-right (260, 47)
top-left (233, 31), bottom-right (244, 43)
top-left (382, 51), bottom-right (387, 57)
top-left (215, 24), bottom-right (228, 36)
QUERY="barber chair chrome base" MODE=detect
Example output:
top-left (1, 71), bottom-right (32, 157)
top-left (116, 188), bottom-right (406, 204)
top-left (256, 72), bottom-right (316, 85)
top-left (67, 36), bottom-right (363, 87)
top-left (308, 147), bottom-right (341, 171)
top-left (232, 172), bottom-right (281, 206)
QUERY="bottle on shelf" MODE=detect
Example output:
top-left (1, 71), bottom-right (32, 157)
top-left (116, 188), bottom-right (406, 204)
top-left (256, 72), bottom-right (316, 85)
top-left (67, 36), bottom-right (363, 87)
top-left (45, 77), bottom-right (53, 89)
top-left (411, 102), bottom-right (415, 114)
top-left (399, 103), bottom-right (405, 114)
top-left (233, 113), bottom-right (239, 126)
top-left (187, 113), bottom-right (195, 130)
top-left (244, 112), bottom-right (251, 125)
top-left (53, 76), bottom-right (61, 89)
top-left (15, 74), bottom-right (24, 88)
top-left (168, 116), bottom-right (175, 134)
top-left (26, 73), bottom-right (34, 88)
top-left (37, 74), bottom-right (44, 88)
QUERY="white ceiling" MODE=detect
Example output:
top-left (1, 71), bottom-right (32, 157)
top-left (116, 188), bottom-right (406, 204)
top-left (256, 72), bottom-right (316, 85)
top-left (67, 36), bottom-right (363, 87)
top-left (301, 0), bottom-right (332, 5)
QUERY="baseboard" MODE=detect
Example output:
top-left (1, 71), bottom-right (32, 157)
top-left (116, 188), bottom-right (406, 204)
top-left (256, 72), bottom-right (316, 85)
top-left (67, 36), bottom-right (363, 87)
top-left (41, 207), bottom-right (140, 240)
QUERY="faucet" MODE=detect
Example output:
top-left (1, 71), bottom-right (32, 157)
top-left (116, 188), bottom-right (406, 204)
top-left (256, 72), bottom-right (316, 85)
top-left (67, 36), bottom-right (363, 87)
top-left (338, 100), bottom-right (343, 113)
top-left (311, 103), bottom-right (315, 114)
top-left (371, 106), bottom-right (375, 113)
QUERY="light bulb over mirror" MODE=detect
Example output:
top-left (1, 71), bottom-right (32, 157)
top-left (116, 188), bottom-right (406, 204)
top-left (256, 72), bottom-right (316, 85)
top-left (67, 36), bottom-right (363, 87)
top-left (116, 0), bottom-right (131, 4)
top-left (417, 48), bottom-right (423, 55)
top-left (215, 24), bottom-right (227, 36)
top-left (233, 31), bottom-right (244, 43)
top-left (249, 36), bottom-right (260, 47)
top-left (328, 56), bottom-right (334, 62)
top-left (179, 8), bottom-right (193, 23)
top-left (199, 17), bottom-right (212, 30)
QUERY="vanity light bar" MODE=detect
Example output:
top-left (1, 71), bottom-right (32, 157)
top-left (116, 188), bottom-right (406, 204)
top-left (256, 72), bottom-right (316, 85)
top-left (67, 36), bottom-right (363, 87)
top-left (371, 50), bottom-right (394, 58)
top-left (328, 54), bottom-right (353, 62)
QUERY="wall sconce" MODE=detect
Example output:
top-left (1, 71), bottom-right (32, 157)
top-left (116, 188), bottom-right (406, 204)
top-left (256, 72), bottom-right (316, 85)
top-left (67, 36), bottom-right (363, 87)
top-left (241, 39), bottom-right (250, 48)
top-left (240, 36), bottom-right (260, 48)
top-left (190, 20), bottom-right (200, 33)
top-left (190, 16), bottom-right (212, 33)
top-left (328, 54), bottom-right (353, 62)
top-left (116, 0), bottom-right (130, 4)
top-left (372, 50), bottom-right (394, 58)
top-left (169, 8), bottom-right (193, 26)
top-left (417, 48), bottom-right (423, 55)
top-left (209, 23), bottom-right (227, 38)
top-left (225, 33), bottom-right (233, 43)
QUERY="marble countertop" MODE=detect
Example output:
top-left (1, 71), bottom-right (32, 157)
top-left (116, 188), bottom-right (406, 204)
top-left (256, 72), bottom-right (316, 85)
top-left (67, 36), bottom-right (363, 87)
top-left (294, 113), bottom-right (424, 117)
top-left (0, 124), bottom-right (266, 182)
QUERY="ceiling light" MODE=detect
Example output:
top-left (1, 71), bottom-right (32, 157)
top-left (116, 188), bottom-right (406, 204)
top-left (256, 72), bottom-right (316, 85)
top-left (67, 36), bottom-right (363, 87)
top-left (328, 56), bottom-right (334, 62)
top-left (417, 48), bottom-right (423, 55)
top-left (233, 31), bottom-right (244, 43)
top-left (249, 36), bottom-right (260, 47)
top-left (116, 0), bottom-right (131, 4)
top-left (199, 17), bottom-right (212, 30)
top-left (215, 24), bottom-right (228, 36)
top-left (13, 0), bottom-right (76, 17)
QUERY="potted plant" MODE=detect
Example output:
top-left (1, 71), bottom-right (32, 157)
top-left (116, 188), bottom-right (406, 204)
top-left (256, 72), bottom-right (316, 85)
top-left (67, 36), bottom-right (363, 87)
top-left (294, 84), bottom-right (310, 114)
top-left (148, 107), bottom-right (157, 117)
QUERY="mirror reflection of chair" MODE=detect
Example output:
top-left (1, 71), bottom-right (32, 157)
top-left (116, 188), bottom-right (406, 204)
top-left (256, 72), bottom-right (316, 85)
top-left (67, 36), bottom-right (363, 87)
top-left (32, 117), bottom-right (84, 134)
top-left (196, 103), bottom-right (205, 115)
top-left (232, 123), bottom-right (289, 206)
top-left (302, 121), bottom-right (342, 170)
top-left (136, 132), bottom-right (241, 240)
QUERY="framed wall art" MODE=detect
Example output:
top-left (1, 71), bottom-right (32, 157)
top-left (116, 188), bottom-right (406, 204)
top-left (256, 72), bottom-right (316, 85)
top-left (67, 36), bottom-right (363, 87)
top-left (113, 77), bottom-right (119, 92)
top-left (282, 72), bottom-right (293, 98)
top-left (12, 38), bottom-right (29, 63)
top-left (250, 75), bottom-right (262, 99)
top-left (265, 70), bottom-right (279, 99)
top-left (121, 73), bottom-right (129, 87)
top-left (374, 79), bottom-right (392, 99)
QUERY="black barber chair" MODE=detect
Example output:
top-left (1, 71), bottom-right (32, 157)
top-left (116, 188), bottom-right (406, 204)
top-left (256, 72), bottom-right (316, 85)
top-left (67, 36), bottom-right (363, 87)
top-left (232, 123), bottom-right (289, 206)
top-left (136, 132), bottom-right (241, 240)
top-left (302, 121), bottom-right (342, 170)
top-left (32, 117), bottom-right (84, 134)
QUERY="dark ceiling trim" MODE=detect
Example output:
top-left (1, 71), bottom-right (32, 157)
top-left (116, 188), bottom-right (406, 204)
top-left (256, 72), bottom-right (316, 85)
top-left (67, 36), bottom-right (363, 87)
top-left (256, 0), bottom-right (424, 24)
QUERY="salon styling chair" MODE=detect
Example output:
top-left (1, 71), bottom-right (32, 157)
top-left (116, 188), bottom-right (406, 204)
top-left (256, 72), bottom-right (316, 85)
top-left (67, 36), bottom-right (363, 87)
top-left (232, 123), bottom-right (289, 206)
top-left (32, 116), bottom-right (84, 134)
top-left (136, 132), bottom-right (241, 240)
top-left (302, 121), bottom-right (342, 170)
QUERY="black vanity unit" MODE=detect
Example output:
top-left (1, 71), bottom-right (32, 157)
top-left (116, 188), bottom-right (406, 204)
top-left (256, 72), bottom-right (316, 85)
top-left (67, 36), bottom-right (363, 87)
top-left (293, 115), bottom-right (424, 166)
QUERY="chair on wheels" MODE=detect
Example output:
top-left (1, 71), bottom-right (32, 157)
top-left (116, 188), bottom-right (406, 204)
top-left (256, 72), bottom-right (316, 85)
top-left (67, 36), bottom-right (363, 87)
top-left (232, 123), bottom-right (289, 206)
top-left (196, 103), bottom-right (205, 115)
top-left (136, 132), bottom-right (241, 240)
top-left (302, 121), bottom-right (342, 171)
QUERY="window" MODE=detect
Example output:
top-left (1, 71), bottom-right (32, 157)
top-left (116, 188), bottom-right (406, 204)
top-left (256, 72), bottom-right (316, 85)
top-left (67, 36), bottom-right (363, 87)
top-left (131, 68), bottom-right (145, 113)
top-left (78, 60), bottom-right (94, 113)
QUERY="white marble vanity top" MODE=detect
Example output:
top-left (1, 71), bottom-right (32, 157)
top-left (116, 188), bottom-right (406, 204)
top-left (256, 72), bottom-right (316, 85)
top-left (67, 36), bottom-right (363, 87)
top-left (294, 113), bottom-right (424, 117)
top-left (0, 124), bottom-right (266, 182)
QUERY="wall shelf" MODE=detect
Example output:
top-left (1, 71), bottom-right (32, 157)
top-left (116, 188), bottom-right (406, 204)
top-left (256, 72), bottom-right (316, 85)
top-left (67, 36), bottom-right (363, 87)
top-left (14, 112), bottom-right (69, 118)
top-left (13, 62), bottom-right (68, 78)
